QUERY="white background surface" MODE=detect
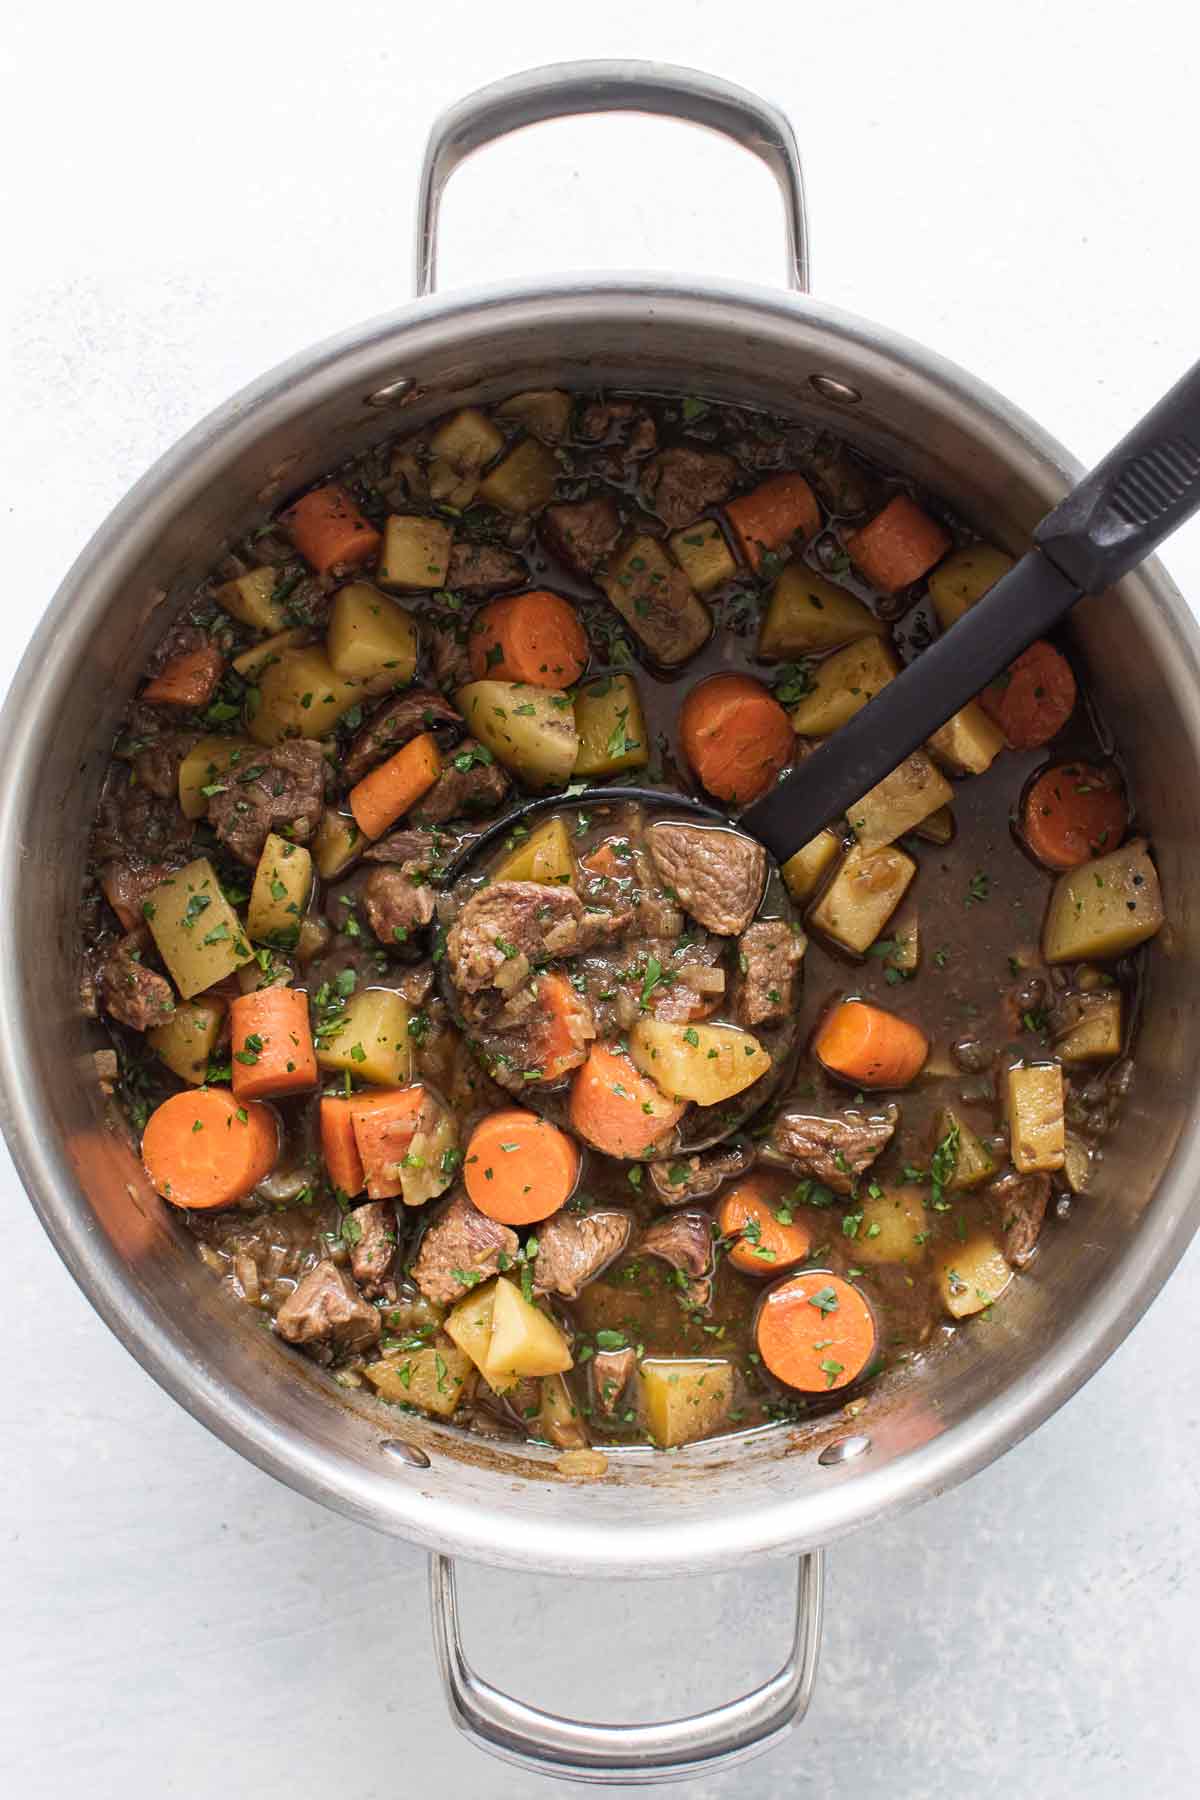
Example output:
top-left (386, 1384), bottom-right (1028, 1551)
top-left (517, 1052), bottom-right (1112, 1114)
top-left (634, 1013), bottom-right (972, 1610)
top-left (4, 3), bottom-right (1200, 1795)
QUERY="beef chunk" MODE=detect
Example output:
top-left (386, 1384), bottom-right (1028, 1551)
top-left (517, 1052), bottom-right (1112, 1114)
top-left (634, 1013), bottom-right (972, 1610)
top-left (734, 920), bottom-right (805, 1028)
top-left (411, 1192), bottom-right (518, 1305)
top-left (275, 1261), bottom-right (381, 1353)
top-left (592, 1347), bottom-right (637, 1415)
top-left (362, 826), bottom-right (462, 874)
top-left (649, 1140), bottom-right (755, 1204)
top-left (348, 1201), bottom-right (397, 1297)
top-left (361, 866), bottom-right (435, 944)
top-left (988, 1170), bottom-right (1051, 1268)
top-left (647, 822), bottom-right (765, 936)
top-left (640, 1209), bottom-right (714, 1307)
top-left (343, 688), bottom-right (464, 786)
top-left (93, 772), bottom-right (194, 865)
top-left (647, 933), bottom-right (727, 1023)
top-left (99, 859), bottom-right (175, 933)
top-left (410, 741), bottom-right (510, 826)
top-left (641, 447), bottom-right (737, 530)
top-left (771, 1105), bottom-right (899, 1195)
top-left (445, 541), bottom-right (525, 594)
top-left (133, 732), bottom-right (200, 800)
top-left (577, 400), bottom-right (656, 453)
top-left (97, 930), bottom-right (175, 1032)
top-left (541, 498), bottom-right (622, 577)
top-left (533, 1210), bottom-right (631, 1300)
top-left (396, 961), bottom-right (436, 1007)
top-left (429, 619), bottom-right (473, 692)
top-left (447, 881), bottom-right (591, 994)
top-left (208, 740), bottom-right (326, 867)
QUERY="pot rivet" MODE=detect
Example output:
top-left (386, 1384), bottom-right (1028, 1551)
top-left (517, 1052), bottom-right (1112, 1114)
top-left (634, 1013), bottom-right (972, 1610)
top-left (818, 1434), bottom-right (871, 1466)
top-left (810, 374), bottom-right (863, 405)
top-left (380, 1437), bottom-right (430, 1469)
top-left (366, 377), bottom-right (417, 408)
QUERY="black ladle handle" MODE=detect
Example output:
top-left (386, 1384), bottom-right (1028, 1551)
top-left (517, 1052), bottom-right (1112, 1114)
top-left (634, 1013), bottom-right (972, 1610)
top-left (741, 357), bottom-right (1200, 863)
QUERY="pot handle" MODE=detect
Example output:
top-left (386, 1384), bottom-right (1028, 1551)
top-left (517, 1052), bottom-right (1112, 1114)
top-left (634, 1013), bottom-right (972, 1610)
top-left (413, 59), bottom-right (810, 298)
top-left (428, 1548), bottom-right (824, 1785)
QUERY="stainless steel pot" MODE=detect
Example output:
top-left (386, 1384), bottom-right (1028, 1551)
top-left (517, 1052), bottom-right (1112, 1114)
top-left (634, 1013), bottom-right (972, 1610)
top-left (4, 60), bottom-right (1200, 1787)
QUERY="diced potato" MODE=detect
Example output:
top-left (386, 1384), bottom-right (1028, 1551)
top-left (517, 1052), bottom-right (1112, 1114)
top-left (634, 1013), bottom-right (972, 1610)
top-left (807, 843), bottom-right (916, 956)
top-left (177, 735), bottom-right (256, 821)
top-left (637, 1358), bottom-right (733, 1448)
top-left (377, 514), bottom-right (453, 592)
top-left (430, 407), bottom-right (505, 473)
top-left (914, 804), bottom-right (955, 846)
top-left (758, 565), bottom-right (887, 658)
top-left (400, 1095), bottom-right (458, 1208)
top-left (247, 833), bottom-right (312, 950)
top-left (315, 988), bottom-right (412, 1087)
top-left (926, 701), bottom-right (1006, 776)
top-left (849, 751), bottom-right (953, 850)
top-left (493, 816), bottom-right (576, 885)
top-left (1054, 993), bottom-right (1122, 1064)
top-left (629, 1018), bottom-right (771, 1106)
top-left (215, 566), bottom-right (290, 634)
top-left (427, 457), bottom-right (479, 509)
top-left (444, 1281), bottom-right (500, 1380)
top-left (231, 627), bottom-right (309, 681)
top-left (248, 645), bottom-right (365, 745)
top-left (143, 858), bottom-right (253, 999)
top-left (935, 1231), bottom-right (1012, 1319)
top-left (237, 949), bottom-right (294, 993)
top-left (456, 679), bottom-right (578, 787)
top-left (931, 1105), bottom-right (996, 1190)
top-left (147, 997), bottom-right (225, 1085)
top-left (495, 389), bottom-right (571, 443)
top-left (854, 1185), bottom-right (927, 1265)
top-left (1042, 839), bottom-right (1164, 963)
top-left (477, 438), bottom-right (558, 514)
top-left (572, 673), bottom-right (650, 778)
top-left (668, 519), bottom-right (737, 596)
top-left (599, 534), bottom-right (712, 667)
top-left (539, 1371), bottom-right (589, 1450)
top-left (326, 582), bottom-right (418, 692)
top-left (313, 809), bottom-right (364, 881)
top-left (487, 1277), bottom-right (573, 1377)
top-left (781, 829), bottom-right (843, 904)
top-left (886, 905), bottom-right (919, 973)
top-left (788, 635), bottom-right (899, 737)
top-left (1006, 1062), bottom-right (1065, 1173)
top-left (1063, 1134), bottom-right (1092, 1194)
top-left (363, 1344), bottom-right (472, 1418)
top-left (927, 544), bottom-right (1014, 631)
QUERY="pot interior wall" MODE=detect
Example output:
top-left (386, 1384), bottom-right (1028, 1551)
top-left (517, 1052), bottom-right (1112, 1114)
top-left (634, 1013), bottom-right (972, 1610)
top-left (5, 282), bottom-right (1200, 1574)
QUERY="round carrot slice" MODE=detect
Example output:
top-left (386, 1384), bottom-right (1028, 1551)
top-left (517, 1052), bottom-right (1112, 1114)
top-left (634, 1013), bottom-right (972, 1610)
top-left (680, 673), bottom-right (794, 805)
top-left (979, 639), bottom-right (1076, 749)
top-left (1021, 761), bottom-right (1126, 870)
top-left (142, 1087), bottom-right (279, 1211)
top-left (718, 1172), bottom-right (813, 1276)
top-left (465, 1108), bottom-right (581, 1224)
top-left (813, 998), bottom-right (928, 1089)
top-left (755, 1271), bottom-right (876, 1392)
top-left (468, 591), bottom-right (588, 687)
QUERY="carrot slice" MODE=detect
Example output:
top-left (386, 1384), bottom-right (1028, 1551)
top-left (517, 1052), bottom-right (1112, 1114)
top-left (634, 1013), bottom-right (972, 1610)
top-left (756, 1271), bottom-right (876, 1391)
top-left (814, 998), bottom-right (928, 1089)
top-left (718, 1173), bottom-right (814, 1276)
top-left (845, 494), bottom-right (952, 595)
top-left (464, 1108), bottom-right (580, 1224)
top-left (979, 640), bottom-right (1076, 749)
top-left (142, 1087), bottom-right (278, 1210)
top-left (568, 1042), bottom-right (686, 1158)
top-left (1022, 761), bottom-right (1126, 870)
top-left (467, 590), bottom-right (588, 687)
top-left (280, 482), bottom-right (382, 576)
top-left (348, 731), bottom-right (442, 839)
top-left (532, 972), bottom-right (594, 1081)
top-left (142, 645), bottom-right (224, 709)
top-left (349, 1085), bottom-right (427, 1200)
top-left (320, 1095), bottom-right (365, 1196)
top-left (230, 988), bottom-right (318, 1102)
top-left (680, 673), bottom-right (794, 805)
top-left (725, 473), bottom-right (820, 571)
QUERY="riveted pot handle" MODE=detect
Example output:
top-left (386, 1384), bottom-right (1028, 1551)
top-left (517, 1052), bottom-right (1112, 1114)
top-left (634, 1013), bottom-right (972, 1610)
top-left (413, 59), bottom-right (810, 298)
top-left (428, 1549), bottom-right (824, 1786)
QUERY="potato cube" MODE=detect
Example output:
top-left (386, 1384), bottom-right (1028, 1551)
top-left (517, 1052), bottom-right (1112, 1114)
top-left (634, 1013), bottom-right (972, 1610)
top-left (147, 997), bottom-right (225, 1085)
top-left (429, 407), bottom-right (505, 473)
top-left (886, 905), bottom-right (919, 973)
top-left (143, 858), bottom-right (254, 999)
top-left (215, 566), bottom-right (290, 635)
top-left (377, 514), bottom-right (453, 591)
top-left (326, 582), bottom-right (418, 691)
top-left (848, 751), bottom-right (953, 850)
top-left (926, 701), bottom-right (1006, 776)
top-left (930, 1105), bottom-right (995, 1190)
top-left (177, 735), bottom-right (256, 821)
top-left (572, 673), bottom-right (650, 778)
top-left (247, 834), bottom-right (312, 950)
top-left (781, 828), bottom-right (843, 904)
top-left (935, 1232), bottom-right (1012, 1318)
top-left (231, 627), bottom-right (309, 681)
top-left (637, 1358), bottom-right (733, 1448)
top-left (495, 389), bottom-right (571, 443)
top-left (399, 1094), bottom-right (458, 1208)
top-left (456, 679), bottom-right (578, 787)
top-left (312, 809), bottom-right (364, 881)
top-left (599, 534), bottom-right (712, 667)
top-left (758, 565), bottom-right (887, 658)
top-left (487, 1277), bottom-right (573, 1377)
top-left (247, 645), bottom-right (366, 744)
top-left (1054, 993), bottom-right (1122, 1064)
top-left (539, 1371), bottom-right (589, 1450)
top-left (315, 988), bottom-right (412, 1087)
top-left (1063, 1135), bottom-right (1092, 1194)
top-left (477, 439), bottom-right (558, 514)
top-left (807, 843), bottom-right (915, 956)
top-left (444, 1281), bottom-right (500, 1379)
top-left (629, 1018), bottom-right (771, 1106)
top-left (1042, 839), bottom-right (1164, 963)
top-left (927, 544), bottom-right (1014, 630)
top-left (493, 815), bottom-right (576, 885)
top-left (668, 519), bottom-right (737, 595)
top-left (788, 635), bottom-right (899, 737)
top-left (1006, 1063), bottom-right (1065, 1173)
top-left (914, 804), bottom-right (955, 846)
top-left (363, 1344), bottom-right (472, 1418)
top-left (853, 1185), bottom-right (927, 1265)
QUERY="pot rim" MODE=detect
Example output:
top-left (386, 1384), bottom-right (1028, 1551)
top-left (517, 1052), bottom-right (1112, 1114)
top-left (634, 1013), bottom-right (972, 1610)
top-left (4, 271), bottom-right (1199, 1575)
